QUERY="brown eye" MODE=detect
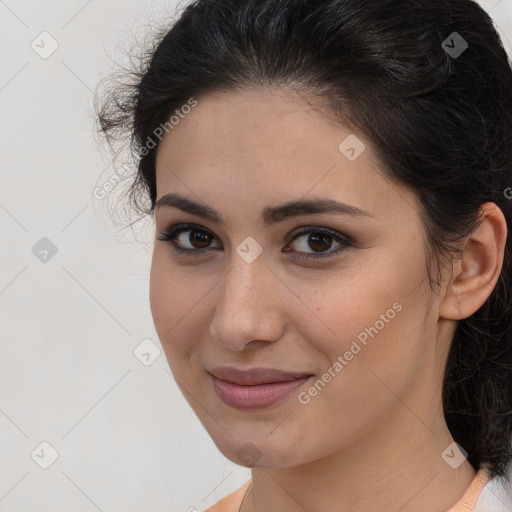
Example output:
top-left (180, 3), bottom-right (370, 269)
top-left (285, 227), bottom-right (352, 260)
top-left (156, 223), bottom-right (221, 255)
top-left (188, 230), bottom-right (213, 249)
top-left (157, 223), bottom-right (352, 260)
top-left (306, 233), bottom-right (334, 252)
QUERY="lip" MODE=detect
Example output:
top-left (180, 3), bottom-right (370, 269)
top-left (209, 366), bottom-right (313, 409)
top-left (209, 366), bottom-right (312, 385)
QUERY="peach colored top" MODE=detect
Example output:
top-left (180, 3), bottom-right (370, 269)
top-left (203, 468), bottom-right (490, 512)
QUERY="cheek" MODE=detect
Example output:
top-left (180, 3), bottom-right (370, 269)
top-left (149, 250), bottom-right (171, 333)
top-left (149, 249), bottom-right (209, 365)
top-left (305, 248), bottom-right (429, 375)
top-left (149, 251), bottom-right (188, 357)
top-left (289, 272), bottom-right (429, 452)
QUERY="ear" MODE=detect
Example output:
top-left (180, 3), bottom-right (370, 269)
top-left (440, 202), bottom-right (507, 320)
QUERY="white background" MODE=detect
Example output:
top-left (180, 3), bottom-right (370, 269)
top-left (1, 1), bottom-right (511, 511)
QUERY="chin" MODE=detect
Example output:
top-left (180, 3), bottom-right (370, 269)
top-left (209, 431), bottom-right (301, 468)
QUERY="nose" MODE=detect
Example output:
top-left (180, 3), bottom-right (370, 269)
top-left (209, 252), bottom-right (285, 351)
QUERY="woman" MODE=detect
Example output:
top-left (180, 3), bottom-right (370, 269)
top-left (95, 0), bottom-right (512, 510)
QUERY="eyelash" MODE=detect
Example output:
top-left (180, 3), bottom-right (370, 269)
top-left (156, 222), bottom-right (353, 260)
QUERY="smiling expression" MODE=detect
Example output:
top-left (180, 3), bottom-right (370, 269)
top-left (149, 86), bottom-right (454, 468)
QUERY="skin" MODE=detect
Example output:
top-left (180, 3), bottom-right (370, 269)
top-left (149, 86), bottom-right (507, 512)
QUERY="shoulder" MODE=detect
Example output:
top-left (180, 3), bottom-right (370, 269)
top-left (473, 469), bottom-right (512, 512)
top-left (203, 480), bottom-right (252, 512)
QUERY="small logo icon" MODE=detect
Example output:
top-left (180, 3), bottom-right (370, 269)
top-left (236, 442), bottom-right (263, 466)
top-left (442, 32), bottom-right (468, 59)
top-left (236, 236), bottom-right (263, 263)
top-left (31, 441), bottom-right (59, 469)
top-left (32, 237), bottom-right (58, 263)
top-left (338, 134), bottom-right (366, 161)
top-left (31, 32), bottom-right (59, 59)
top-left (133, 338), bottom-right (161, 366)
top-left (441, 441), bottom-right (468, 469)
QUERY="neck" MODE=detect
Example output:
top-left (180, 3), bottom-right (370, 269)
top-left (241, 402), bottom-right (476, 512)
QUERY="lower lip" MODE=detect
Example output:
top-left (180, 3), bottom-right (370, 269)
top-left (211, 375), bottom-right (312, 410)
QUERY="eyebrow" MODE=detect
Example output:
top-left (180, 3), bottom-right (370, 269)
top-left (154, 193), bottom-right (373, 226)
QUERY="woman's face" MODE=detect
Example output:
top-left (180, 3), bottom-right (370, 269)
top-left (150, 87), bottom-right (453, 468)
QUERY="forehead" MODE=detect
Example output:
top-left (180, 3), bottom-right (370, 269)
top-left (154, 86), bottom-right (418, 223)
top-left (158, 87), bottom-right (333, 161)
top-left (156, 86), bottom-right (371, 177)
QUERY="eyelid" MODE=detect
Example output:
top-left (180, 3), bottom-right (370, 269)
top-left (156, 222), bottom-right (353, 259)
top-left (285, 225), bottom-right (353, 245)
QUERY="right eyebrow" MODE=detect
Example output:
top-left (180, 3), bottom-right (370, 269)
top-left (154, 193), bottom-right (373, 227)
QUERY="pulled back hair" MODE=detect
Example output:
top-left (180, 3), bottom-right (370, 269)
top-left (95, 0), bottom-right (512, 480)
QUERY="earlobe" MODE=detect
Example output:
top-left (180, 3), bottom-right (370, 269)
top-left (439, 203), bottom-right (507, 321)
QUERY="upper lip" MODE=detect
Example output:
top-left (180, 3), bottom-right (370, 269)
top-left (209, 366), bottom-right (312, 385)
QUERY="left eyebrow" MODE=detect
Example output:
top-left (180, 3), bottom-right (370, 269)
top-left (154, 193), bottom-right (374, 227)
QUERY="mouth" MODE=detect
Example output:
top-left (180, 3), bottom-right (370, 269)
top-left (208, 366), bottom-right (313, 409)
